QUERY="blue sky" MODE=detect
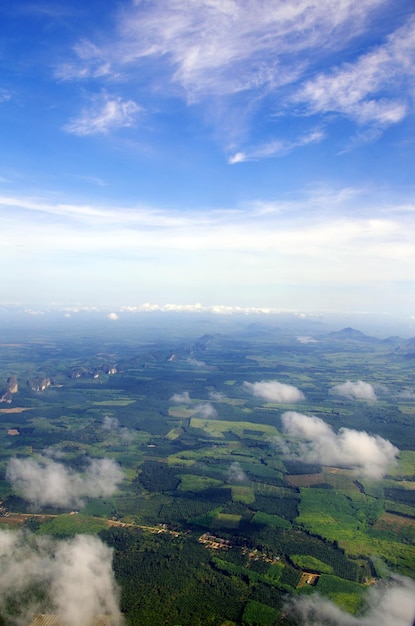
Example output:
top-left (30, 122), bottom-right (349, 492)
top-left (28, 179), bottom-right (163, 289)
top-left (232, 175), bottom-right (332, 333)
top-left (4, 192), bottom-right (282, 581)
top-left (1, 0), bottom-right (415, 314)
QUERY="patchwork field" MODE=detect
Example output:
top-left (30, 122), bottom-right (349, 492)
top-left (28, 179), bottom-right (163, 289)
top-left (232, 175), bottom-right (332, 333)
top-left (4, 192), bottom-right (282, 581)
top-left (0, 321), bottom-right (414, 624)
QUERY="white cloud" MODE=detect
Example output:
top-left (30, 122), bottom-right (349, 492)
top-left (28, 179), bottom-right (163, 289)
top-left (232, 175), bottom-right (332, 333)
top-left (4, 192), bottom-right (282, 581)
top-left (296, 336), bottom-right (318, 344)
top-left (187, 358), bottom-right (208, 367)
top-left (398, 390), bottom-right (415, 400)
top-left (331, 380), bottom-right (377, 401)
top-left (209, 390), bottom-right (226, 401)
top-left (55, 39), bottom-right (112, 81)
top-left (170, 391), bottom-right (191, 404)
top-left (293, 17), bottom-right (415, 128)
top-left (228, 129), bottom-right (325, 163)
top-left (279, 411), bottom-right (398, 479)
top-left (244, 380), bottom-right (305, 403)
top-left (0, 89), bottom-right (11, 104)
top-left (109, 0), bottom-right (386, 100)
top-left (227, 461), bottom-right (247, 482)
top-left (2, 188), bottom-right (415, 312)
top-left (194, 402), bottom-right (218, 418)
top-left (0, 530), bottom-right (123, 626)
top-left (6, 456), bottom-right (124, 508)
top-left (285, 574), bottom-right (415, 626)
top-left (102, 415), bottom-right (120, 430)
top-left (107, 312), bottom-right (119, 320)
top-left (101, 416), bottom-right (133, 440)
top-left (64, 95), bottom-right (140, 135)
top-left (52, 1), bottom-right (415, 154)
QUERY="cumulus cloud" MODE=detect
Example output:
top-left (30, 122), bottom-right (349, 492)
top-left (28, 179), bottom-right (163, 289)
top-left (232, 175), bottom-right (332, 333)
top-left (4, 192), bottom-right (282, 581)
top-left (285, 575), bottom-right (415, 626)
top-left (101, 416), bottom-right (133, 441)
top-left (331, 380), bottom-right (377, 401)
top-left (187, 358), bottom-right (208, 368)
top-left (0, 529), bottom-right (123, 626)
top-left (209, 390), bottom-right (226, 401)
top-left (6, 456), bottom-right (124, 509)
top-left (102, 415), bottom-right (120, 430)
top-left (227, 461), bottom-right (247, 483)
top-left (296, 336), bottom-right (318, 344)
top-left (107, 312), bottom-right (119, 320)
top-left (170, 391), bottom-right (191, 404)
top-left (193, 402), bottom-right (217, 418)
top-left (398, 390), bottom-right (415, 400)
top-left (243, 380), bottom-right (305, 403)
top-left (279, 411), bottom-right (398, 479)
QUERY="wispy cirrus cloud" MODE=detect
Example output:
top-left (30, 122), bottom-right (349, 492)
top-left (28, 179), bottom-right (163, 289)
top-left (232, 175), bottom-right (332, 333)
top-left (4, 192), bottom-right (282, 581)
top-left (113, 0), bottom-right (387, 100)
top-left (228, 129), bottom-right (325, 163)
top-left (55, 39), bottom-right (112, 81)
top-left (54, 0), bottom-right (411, 154)
top-left (64, 94), bottom-right (141, 135)
top-left (292, 17), bottom-right (415, 128)
top-left (0, 89), bottom-right (11, 104)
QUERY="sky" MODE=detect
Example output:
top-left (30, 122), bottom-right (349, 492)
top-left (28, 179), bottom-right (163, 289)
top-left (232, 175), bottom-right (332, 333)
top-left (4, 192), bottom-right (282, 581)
top-left (1, 0), bottom-right (415, 314)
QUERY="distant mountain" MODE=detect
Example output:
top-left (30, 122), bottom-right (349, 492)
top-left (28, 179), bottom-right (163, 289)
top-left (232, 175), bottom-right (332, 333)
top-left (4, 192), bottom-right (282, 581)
top-left (323, 327), bottom-right (378, 342)
top-left (395, 336), bottom-right (415, 358)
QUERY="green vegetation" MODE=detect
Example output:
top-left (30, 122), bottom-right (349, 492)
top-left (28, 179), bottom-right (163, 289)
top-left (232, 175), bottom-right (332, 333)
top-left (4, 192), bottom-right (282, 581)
top-left (242, 600), bottom-right (280, 625)
top-left (290, 554), bottom-right (333, 574)
top-left (0, 321), bottom-right (414, 624)
top-left (35, 514), bottom-right (109, 538)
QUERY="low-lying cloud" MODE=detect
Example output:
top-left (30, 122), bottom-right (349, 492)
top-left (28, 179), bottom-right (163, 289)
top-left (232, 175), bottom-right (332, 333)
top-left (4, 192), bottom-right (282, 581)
top-left (102, 415), bottom-right (133, 440)
top-left (170, 391), bottom-right (191, 404)
top-left (6, 456), bottom-right (124, 509)
top-left (193, 402), bottom-right (217, 418)
top-left (285, 574), bottom-right (415, 626)
top-left (331, 380), bottom-right (377, 401)
top-left (209, 390), bottom-right (225, 401)
top-left (0, 529), bottom-right (123, 626)
top-left (243, 380), bottom-right (305, 403)
top-left (278, 411), bottom-right (398, 479)
top-left (227, 461), bottom-right (247, 483)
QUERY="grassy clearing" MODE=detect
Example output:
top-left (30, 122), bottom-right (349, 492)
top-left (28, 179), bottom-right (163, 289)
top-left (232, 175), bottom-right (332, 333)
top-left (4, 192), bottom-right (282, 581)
top-left (265, 562), bottom-right (284, 583)
top-left (290, 554), bottom-right (333, 574)
top-left (384, 500), bottom-right (415, 518)
top-left (250, 511), bottom-right (290, 529)
top-left (190, 417), bottom-right (279, 438)
top-left (315, 575), bottom-right (365, 613)
top-left (178, 475), bottom-right (224, 492)
top-left (323, 468), bottom-right (362, 491)
top-left (212, 513), bottom-right (242, 529)
top-left (285, 473), bottom-right (326, 487)
top-left (231, 485), bottom-right (255, 504)
top-left (242, 600), bottom-right (280, 626)
top-left (36, 513), bottom-right (108, 537)
top-left (93, 399), bottom-right (136, 406)
top-left (388, 450), bottom-right (415, 478)
top-left (168, 407), bottom-right (196, 418)
top-left (165, 427), bottom-right (182, 440)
